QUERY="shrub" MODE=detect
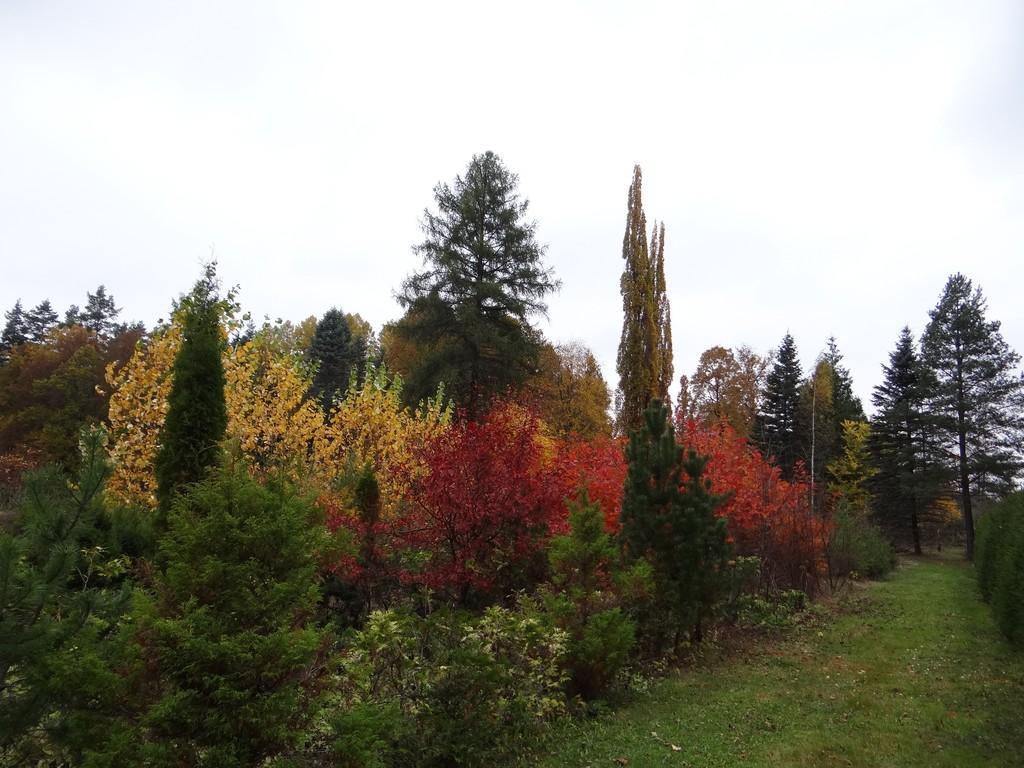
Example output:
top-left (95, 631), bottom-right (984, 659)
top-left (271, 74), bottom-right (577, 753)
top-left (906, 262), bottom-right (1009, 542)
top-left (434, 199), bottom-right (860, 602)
top-left (336, 606), bottom-right (568, 767)
top-left (977, 494), bottom-right (1024, 643)
top-left (826, 505), bottom-right (896, 586)
top-left (537, 493), bottom-right (649, 699)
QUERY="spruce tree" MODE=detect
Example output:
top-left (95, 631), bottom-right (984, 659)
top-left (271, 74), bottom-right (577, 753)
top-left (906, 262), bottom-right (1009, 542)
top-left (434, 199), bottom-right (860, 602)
top-left (154, 266), bottom-right (228, 513)
top-left (755, 333), bottom-right (803, 478)
top-left (824, 336), bottom-right (865, 424)
top-left (397, 151), bottom-right (558, 417)
top-left (140, 463), bottom-right (328, 767)
top-left (869, 327), bottom-right (945, 554)
top-left (1, 300), bottom-right (28, 361)
top-left (619, 400), bottom-right (729, 648)
top-left (616, 167), bottom-right (672, 434)
top-left (307, 307), bottom-right (362, 412)
top-left (921, 274), bottom-right (1024, 559)
top-left (24, 300), bottom-right (59, 343)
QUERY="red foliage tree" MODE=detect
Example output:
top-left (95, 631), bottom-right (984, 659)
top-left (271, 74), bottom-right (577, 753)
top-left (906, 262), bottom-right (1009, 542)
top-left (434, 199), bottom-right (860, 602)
top-left (399, 402), bottom-right (562, 604)
top-left (680, 419), bottom-right (829, 593)
top-left (551, 436), bottom-right (627, 533)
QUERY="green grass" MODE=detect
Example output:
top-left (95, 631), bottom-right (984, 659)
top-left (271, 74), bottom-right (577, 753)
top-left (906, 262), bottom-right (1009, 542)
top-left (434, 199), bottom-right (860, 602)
top-left (535, 553), bottom-right (1024, 767)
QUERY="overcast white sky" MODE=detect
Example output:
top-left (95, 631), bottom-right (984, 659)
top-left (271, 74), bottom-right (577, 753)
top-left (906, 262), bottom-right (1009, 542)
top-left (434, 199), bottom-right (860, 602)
top-left (2, 1), bottom-right (1021, 412)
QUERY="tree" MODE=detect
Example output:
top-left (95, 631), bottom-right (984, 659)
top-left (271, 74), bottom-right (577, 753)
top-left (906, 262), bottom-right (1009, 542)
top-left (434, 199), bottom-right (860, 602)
top-left (823, 337), bottom-right (865, 424)
top-left (754, 333), bottom-right (803, 478)
top-left (154, 266), bottom-right (228, 513)
top-left (1, 300), bottom-right (28, 361)
top-left (869, 327), bottom-right (945, 554)
top-left (827, 420), bottom-right (876, 514)
top-left (615, 166), bottom-right (672, 434)
top-left (24, 300), bottom-right (59, 343)
top-left (528, 341), bottom-right (612, 439)
top-left (0, 428), bottom-right (134, 762)
top-left (798, 358), bottom-right (835, 507)
top-left (397, 151), bottom-right (558, 417)
top-left (619, 400), bottom-right (729, 648)
top-left (137, 462), bottom-right (329, 767)
top-left (398, 402), bottom-right (560, 605)
top-left (684, 345), bottom-right (768, 437)
top-left (307, 308), bottom-right (363, 412)
top-left (921, 274), bottom-right (1024, 559)
top-left (82, 285), bottom-right (121, 339)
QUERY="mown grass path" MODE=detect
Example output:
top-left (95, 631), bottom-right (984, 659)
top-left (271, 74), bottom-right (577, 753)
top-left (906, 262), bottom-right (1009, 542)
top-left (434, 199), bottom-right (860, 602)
top-left (537, 555), bottom-right (1024, 767)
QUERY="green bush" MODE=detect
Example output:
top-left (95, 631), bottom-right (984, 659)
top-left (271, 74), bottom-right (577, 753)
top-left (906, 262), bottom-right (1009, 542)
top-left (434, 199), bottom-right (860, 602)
top-left (336, 606), bottom-right (568, 767)
top-left (977, 494), bottom-right (1024, 643)
top-left (827, 506), bottom-right (896, 583)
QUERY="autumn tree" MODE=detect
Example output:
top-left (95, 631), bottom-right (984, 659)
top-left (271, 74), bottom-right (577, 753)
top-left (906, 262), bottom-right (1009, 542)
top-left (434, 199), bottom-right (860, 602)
top-left (684, 345), bottom-right (767, 437)
top-left (154, 266), bottom-right (228, 513)
top-left (398, 402), bottom-right (559, 605)
top-left (529, 341), bottom-right (612, 439)
top-left (921, 274), bottom-right (1024, 559)
top-left (615, 166), bottom-right (672, 434)
top-left (619, 400), bottom-right (728, 648)
top-left (754, 333), bottom-right (803, 478)
top-left (396, 151), bottom-right (558, 417)
top-left (827, 420), bottom-right (875, 514)
top-left (798, 358), bottom-right (836, 506)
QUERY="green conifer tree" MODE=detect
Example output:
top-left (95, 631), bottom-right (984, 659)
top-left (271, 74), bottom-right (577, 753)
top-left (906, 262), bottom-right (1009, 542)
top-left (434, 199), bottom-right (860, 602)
top-left (139, 462), bottom-right (329, 766)
top-left (868, 327), bottom-right (945, 554)
top-left (921, 274), bottom-right (1024, 559)
top-left (619, 400), bottom-right (729, 649)
top-left (307, 307), bottom-right (362, 412)
top-left (397, 151), bottom-right (558, 417)
top-left (1, 300), bottom-right (28, 362)
top-left (754, 332), bottom-right (803, 477)
top-left (24, 300), bottom-right (59, 343)
top-left (154, 265), bottom-right (228, 513)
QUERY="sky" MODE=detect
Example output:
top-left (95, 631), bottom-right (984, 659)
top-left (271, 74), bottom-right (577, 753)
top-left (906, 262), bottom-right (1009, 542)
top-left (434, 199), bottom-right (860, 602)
top-left (2, 0), bottom-right (1021, 413)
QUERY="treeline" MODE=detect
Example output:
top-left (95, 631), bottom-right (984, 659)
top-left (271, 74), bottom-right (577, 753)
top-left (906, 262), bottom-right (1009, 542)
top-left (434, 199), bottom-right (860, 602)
top-left (1, 151), bottom-right (1023, 765)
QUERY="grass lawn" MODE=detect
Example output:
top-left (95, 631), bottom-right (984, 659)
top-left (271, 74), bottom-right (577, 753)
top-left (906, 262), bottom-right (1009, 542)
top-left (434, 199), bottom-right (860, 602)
top-left (535, 553), bottom-right (1024, 767)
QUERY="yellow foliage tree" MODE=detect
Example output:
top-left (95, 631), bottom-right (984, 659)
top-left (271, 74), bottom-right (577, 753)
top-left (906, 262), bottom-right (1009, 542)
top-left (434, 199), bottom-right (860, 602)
top-left (827, 419), bottom-right (876, 514)
top-left (312, 364), bottom-right (451, 516)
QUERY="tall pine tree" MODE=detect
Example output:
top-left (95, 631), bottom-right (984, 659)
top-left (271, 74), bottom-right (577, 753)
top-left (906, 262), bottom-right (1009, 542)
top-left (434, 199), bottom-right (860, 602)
top-left (1, 300), bottom-right (28, 362)
top-left (755, 332), bottom-right (803, 478)
top-left (615, 166), bottom-right (672, 434)
top-left (397, 151), bottom-right (558, 417)
top-left (25, 300), bottom-right (59, 343)
top-left (921, 274), bottom-right (1024, 559)
top-left (154, 265), bottom-right (228, 514)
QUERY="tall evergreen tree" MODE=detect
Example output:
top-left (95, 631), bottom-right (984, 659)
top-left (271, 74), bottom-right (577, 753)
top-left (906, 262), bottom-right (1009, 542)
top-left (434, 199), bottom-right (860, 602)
top-left (921, 273), bottom-right (1024, 559)
top-left (615, 166), bottom-right (672, 434)
top-left (24, 300), bottom-right (59, 343)
top-left (397, 151), bottom-right (558, 417)
top-left (82, 285), bottom-right (121, 339)
top-left (1, 300), bottom-right (28, 361)
top-left (307, 308), bottom-right (362, 412)
top-left (620, 400), bottom-right (729, 648)
top-left (823, 337), bottom-right (865, 424)
top-left (869, 327), bottom-right (945, 554)
top-left (154, 266), bottom-right (228, 514)
top-left (755, 332), bottom-right (803, 478)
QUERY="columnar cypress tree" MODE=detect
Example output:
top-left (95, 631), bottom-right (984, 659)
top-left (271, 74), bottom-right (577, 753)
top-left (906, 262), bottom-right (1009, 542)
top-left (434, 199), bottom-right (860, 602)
top-left (307, 308), bottom-right (361, 412)
top-left (154, 266), bottom-right (228, 513)
top-left (921, 274), bottom-right (1024, 559)
top-left (619, 400), bottom-right (728, 648)
top-left (755, 332), bottom-right (803, 478)
top-left (615, 166), bottom-right (672, 434)
top-left (869, 327), bottom-right (944, 554)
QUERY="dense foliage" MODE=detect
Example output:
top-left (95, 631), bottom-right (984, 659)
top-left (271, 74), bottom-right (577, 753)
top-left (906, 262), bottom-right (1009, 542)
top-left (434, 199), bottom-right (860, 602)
top-left (975, 494), bottom-right (1024, 643)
